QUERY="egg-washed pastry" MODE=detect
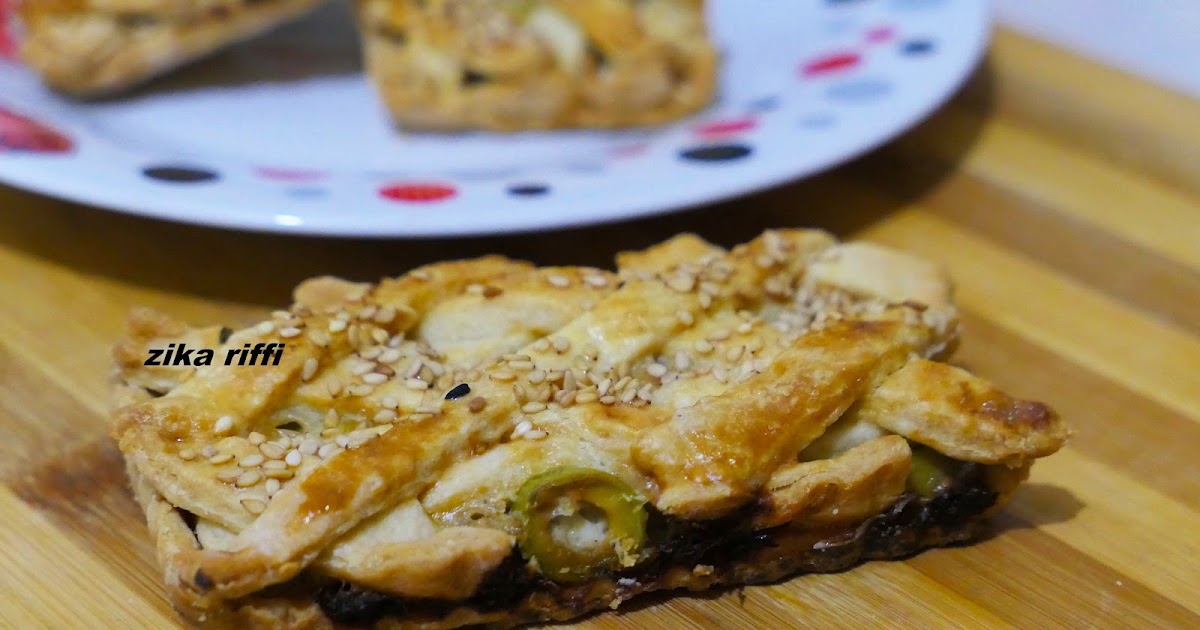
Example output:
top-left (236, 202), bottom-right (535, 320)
top-left (110, 230), bottom-right (1069, 629)
top-left (352, 0), bottom-right (718, 130)
top-left (16, 0), bottom-right (330, 96)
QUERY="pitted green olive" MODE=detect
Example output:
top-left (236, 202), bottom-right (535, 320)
top-left (907, 444), bottom-right (966, 498)
top-left (513, 467), bottom-right (647, 582)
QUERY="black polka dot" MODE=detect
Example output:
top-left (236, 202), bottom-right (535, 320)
top-left (902, 39), bottom-right (935, 55)
top-left (142, 165), bottom-right (219, 183)
top-left (680, 144), bottom-right (753, 163)
top-left (508, 183), bottom-right (549, 196)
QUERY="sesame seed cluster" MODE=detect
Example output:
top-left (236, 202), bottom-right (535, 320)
top-left (164, 233), bottom-right (957, 518)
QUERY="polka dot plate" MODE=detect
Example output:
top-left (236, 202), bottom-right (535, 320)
top-left (0, 0), bottom-right (989, 237)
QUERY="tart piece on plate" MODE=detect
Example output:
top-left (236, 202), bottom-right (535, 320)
top-left (16, 0), bottom-right (330, 96)
top-left (352, 0), bottom-right (719, 130)
top-left (110, 229), bottom-right (1069, 628)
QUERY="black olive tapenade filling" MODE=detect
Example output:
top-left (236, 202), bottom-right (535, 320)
top-left (313, 463), bottom-right (998, 628)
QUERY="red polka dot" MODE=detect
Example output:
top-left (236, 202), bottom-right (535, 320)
top-left (693, 117), bottom-right (758, 138)
top-left (866, 26), bottom-right (896, 44)
top-left (0, 0), bottom-right (15, 59)
top-left (255, 166), bottom-right (326, 182)
top-left (0, 107), bottom-right (73, 153)
top-left (380, 182), bottom-right (457, 203)
top-left (800, 52), bottom-right (862, 78)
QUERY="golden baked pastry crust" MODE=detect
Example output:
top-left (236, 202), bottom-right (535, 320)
top-left (110, 229), bottom-right (1069, 628)
top-left (17, 0), bottom-right (329, 96)
top-left (352, 0), bottom-right (718, 130)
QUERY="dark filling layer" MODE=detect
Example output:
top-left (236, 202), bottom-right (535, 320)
top-left (316, 464), bottom-right (998, 627)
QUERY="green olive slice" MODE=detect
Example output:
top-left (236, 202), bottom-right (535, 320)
top-left (907, 444), bottom-right (966, 498)
top-left (513, 467), bottom-right (647, 583)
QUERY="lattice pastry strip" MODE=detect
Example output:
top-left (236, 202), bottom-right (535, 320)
top-left (110, 229), bottom-right (1069, 629)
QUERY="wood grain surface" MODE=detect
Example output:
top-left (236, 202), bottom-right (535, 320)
top-left (1, 30), bottom-right (1198, 629)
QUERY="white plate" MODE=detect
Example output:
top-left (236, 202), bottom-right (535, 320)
top-left (0, 0), bottom-right (989, 237)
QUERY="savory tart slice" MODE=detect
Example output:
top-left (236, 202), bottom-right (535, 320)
top-left (352, 0), bottom-right (719, 130)
top-left (110, 230), bottom-right (1069, 628)
top-left (16, 0), bottom-right (330, 96)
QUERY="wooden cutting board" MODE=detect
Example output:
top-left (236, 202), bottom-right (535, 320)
top-left (1, 30), bottom-right (1198, 628)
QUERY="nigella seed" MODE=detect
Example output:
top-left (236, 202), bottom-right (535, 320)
top-left (445, 383), bottom-right (471, 400)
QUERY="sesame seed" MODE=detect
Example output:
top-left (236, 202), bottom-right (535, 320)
top-left (208, 453), bottom-right (234, 465)
top-left (374, 306), bottom-right (397, 324)
top-left (255, 321), bottom-right (275, 335)
top-left (532, 338), bottom-right (551, 352)
top-left (308, 330), bottom-right (330, 347)
top-left (361, 346), bottom-right (383, 360)
top-left (259, 443), bottom-right (286, 460)
top-left (299, 438), bottom-right (319, 455)
top-left (373, 409), bottom-right (398, 424)
top-left (698, 293), bottom-right (713, 309)
top-left (755, 254), bottom-right (776, 269)
top-left (646, 363), bottom-right (668, 378)
top-left (489, 371), bottom-right (517, 383)
top-left (381, 396), bottom-right (400, 410)
top-left (522, 402), bottom-right (547, 414)
top-left (265, 478), bottom-right (282, 497)
top-left (279, 326), bottom-right (302, 339)
top-left (694, 340), bottom-right (714, 354)
top-left (637, 384), bottom-right (654, 401)
top-left (320, 428), bottom-right (338, 439)
top-left (239, 454), bottom-right (265, 468)
top-left (614, 376), bottom-right (632, 392)
top-left (552, 337), bottom-right (571, 353)
top-left (379, 348), bottom-right (402, 364)
top-left (326, 380), bottom-right (343, 397)
top-left (466, 283), bottom-right (486, 296)
top-left (248, 431), bottom-right (266, 446)
top-left (329, 319), bottom-right (348, 333)
top-left (508, 360), bottom-right (535, 371)
top-left (317, 444), bottom-right (341, 459)
top-left (676, 310), bottom-right (695, 326)
top-left (415, 404), bottom-right (442, 415)
top-left (201, 445), bottom-right (218, 459)
top-left (598, 378), bottom-right (613, 396)
top-left (468, 397), bottom-right (487, 413)
top-left (556, 390), bottom-right (577, 405)
top-left (285, 450), bottom-right (303, 467)
top-left (710, 328), bottom-right (731, 341)
top-left (512, 420), bottom-right (532, 438)
top-left (585, 274), bottom-right (609, 288)
top-left (362, 372), bottom-right (389, 385)
top-left (666, 275), bottom-right (696, 293)
top-left (408, 412), bottom-right (433, 422)
top-left (236, 471), bottom-right (263, 488)
top-left (404, 378), bottom-right (428, 390)
top-left (619, 388), bottom-right (637, 403)
top-left (599, 395), bottom-right (617, 406)
top-left (575, 391), bottom-right (599, 404)
top-left (178, 449), bottom-right (197, 461)
top-left (216, 469), bottom-right (242, 483)
top-left (262, 459), bottom-right (287, 471)
top-left (411, 270), bottom-right (432, 281)
top-left (335, 435), bottom-right (350, 448)
top-left (674, 351), bottom-right (692, 371)
top-left (737, 322), bottom-right (755, 334)
top-left (726, 346), bottom-right (745, 362)
top-left (348, 384), bottom-right (375, 397)
top-left (213, 415), bottom-right (235, 435)
top-left (404, 359), bottom-right (423, 379)
top-left (547, 274), bottom-right (571, 288)
top-left (526, 369), bottom-right (547, 384)
top-left (241, 498), bottom-right (267, 515)
top-left (712, 367), bottom-right (728, 383)
top-left (524, 429), bottom-right (548, 440)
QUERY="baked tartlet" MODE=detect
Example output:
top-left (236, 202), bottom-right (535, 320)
top-left (352, 0), bottom-right (719, 130)
top-left (111, 229), bottom-right (1069, 628)
top-left (16, 0), bottom-right (329, 96)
